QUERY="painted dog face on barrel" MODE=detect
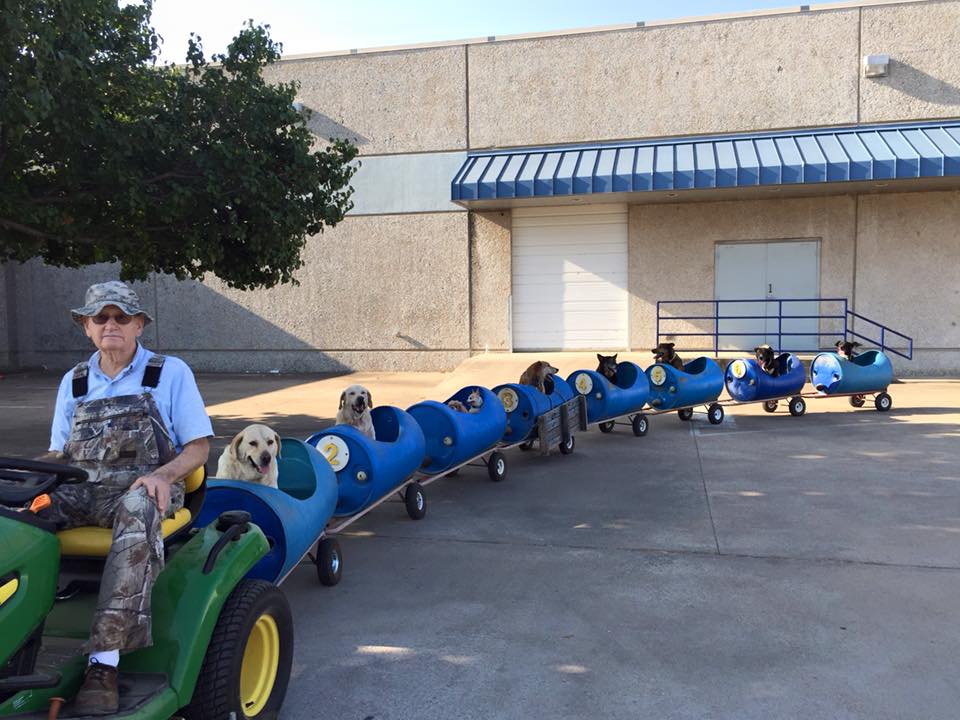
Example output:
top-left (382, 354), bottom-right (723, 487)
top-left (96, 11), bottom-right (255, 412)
top-left (651, 343), bottom-right (684, 371)
top-left (519, 361), bottom-right (559, 394)
top-left (754, 344), bottom-right (780, 376)
top-left (835, 340), bottom-right (861, 360)
top-left (596, 353), bottom-right (619, 382)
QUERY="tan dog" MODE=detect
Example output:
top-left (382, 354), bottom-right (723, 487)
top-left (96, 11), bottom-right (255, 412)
top-left (216, 424), bottom-right (281, 488)
top-left (519, 361), bottom-right (559, 393)
top-left (337, 384), bottom-right (376, 441)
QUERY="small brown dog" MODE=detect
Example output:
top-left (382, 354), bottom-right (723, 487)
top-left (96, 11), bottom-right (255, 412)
top-left (651, 342), bottom-right (684, 371)
top-left (336, 384), bottom-right (376, 441)
top-left (835, 340), bottom-right (861, 360)
top-left (754, 344), bottom-right (780, 376)
top-left (519, 361), bottom-right (559, 393)
top-left (448, 388), bottom-right (484, 413)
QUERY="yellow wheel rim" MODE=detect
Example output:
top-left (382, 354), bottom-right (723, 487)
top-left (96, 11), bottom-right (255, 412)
top-left (240, 613), bottom-right (280, 717)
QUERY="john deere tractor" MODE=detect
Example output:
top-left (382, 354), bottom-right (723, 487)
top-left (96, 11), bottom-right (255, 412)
top-left (0, 457), bottom-right (293, 719)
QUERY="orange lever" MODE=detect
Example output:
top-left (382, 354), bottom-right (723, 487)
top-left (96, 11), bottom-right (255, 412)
top-left (29, 494), bottom-right (52, 513)
top-left (47, 696), bottom-right (64, 720)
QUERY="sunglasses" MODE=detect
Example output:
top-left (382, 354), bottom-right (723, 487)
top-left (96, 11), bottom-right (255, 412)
top-left (90, 312), bottom-right (135, 325)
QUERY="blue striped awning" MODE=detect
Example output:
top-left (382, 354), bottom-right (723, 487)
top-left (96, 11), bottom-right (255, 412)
top-left (451, 121), bottom-right (960, 202)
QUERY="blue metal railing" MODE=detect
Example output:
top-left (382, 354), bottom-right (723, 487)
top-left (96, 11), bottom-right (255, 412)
top-left (656, 297), bottom-right (913, 360)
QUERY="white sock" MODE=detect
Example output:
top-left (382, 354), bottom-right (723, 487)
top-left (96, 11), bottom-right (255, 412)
top-left (89, 650), bottom-right (119, 667)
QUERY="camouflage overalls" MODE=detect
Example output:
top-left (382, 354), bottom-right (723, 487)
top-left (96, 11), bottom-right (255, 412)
top-left (40, 355), bottom-right (185, 652)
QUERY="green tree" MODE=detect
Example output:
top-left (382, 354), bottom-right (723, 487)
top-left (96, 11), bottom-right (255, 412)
top-left (0, 0), bottom-right (357, 289)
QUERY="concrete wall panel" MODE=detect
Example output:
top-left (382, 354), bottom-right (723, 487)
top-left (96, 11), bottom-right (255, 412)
top-left (855, 191), bottom-right (960, 358)
top-left (860, 1), bottom-right (960, 124)
top-left (629, 196), bottom-right (857, 351)
top-left (349, 152), bottom-right (467, 215)
top-left (470, 210), bottom-right (512, 351)
top-left (469, 10), bottom-right (860, 149)
top-left (265, 47), bottom-right (467, 155)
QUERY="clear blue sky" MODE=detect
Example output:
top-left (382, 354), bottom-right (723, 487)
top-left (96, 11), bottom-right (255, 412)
top-left (149, 0), bottom-right (802, 62)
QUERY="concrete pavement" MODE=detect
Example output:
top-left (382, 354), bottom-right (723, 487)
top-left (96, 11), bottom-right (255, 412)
top-left (1, 360), bottom-right (958, 718)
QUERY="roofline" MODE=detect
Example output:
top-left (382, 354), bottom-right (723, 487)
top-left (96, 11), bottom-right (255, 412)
top-left (277, 0), bottom-right (932, 63)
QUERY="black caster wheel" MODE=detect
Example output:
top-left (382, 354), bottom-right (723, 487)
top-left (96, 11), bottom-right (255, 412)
top-left (558, 435), bottom-right (575, 455)
top-left (316, 537), bottom-right (342, 586)
top-left (788, 396), bottom-right (806, 417)
top-left (404, 482), bottom-right (426, 520)
top-left (598, 420), bottom-right (616, 433)
top-left (849, 394), bottom-right (866, 408)
top-left (707, 403), bottom-right (724, 425)
top-left (631, 414), bottom-right (649, 437)
top-left (519, 440), bottom-right (535, 451)
top-left (677, 407), bottom-right (694, 421)
top-left (763, 400), bottom-right (778, 413)
top-left (487, 451), bottom-right (507, 482)
top-left (875, 392), bottom-right (892, 412)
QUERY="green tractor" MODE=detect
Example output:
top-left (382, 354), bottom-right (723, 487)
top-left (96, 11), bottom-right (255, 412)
top-left (0, 458), bottom-right (293, 719)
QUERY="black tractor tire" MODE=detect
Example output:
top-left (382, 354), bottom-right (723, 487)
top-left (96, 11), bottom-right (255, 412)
top-left (181, 579), bottom-right (293, 720)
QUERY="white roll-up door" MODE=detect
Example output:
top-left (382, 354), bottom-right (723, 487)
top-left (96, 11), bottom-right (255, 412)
top-left (511, 204), bottom-right (629, 350)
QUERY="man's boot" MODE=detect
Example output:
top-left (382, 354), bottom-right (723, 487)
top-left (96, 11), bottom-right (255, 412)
top-left (73, 660), bottom-right (119, 716)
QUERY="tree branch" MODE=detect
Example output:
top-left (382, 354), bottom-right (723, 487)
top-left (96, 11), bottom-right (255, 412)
top-left (0, 218), bottom-right (96, 244)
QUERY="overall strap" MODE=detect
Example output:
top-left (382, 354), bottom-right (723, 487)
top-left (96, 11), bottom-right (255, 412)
top-left (71, 362), bottom-right (90, 399)
top-left (141, 354), bottom-right (166, 389)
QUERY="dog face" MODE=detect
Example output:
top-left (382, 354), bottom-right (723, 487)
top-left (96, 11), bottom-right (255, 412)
top-left (466, 388), bottom-right (483, 408)
top-left (651, 342), bottom-right (677, 364)
top-left (534, 361), bottom-right (560, 380)
top-left (835, 340), bottom-right (861, 359)
top-left (596, 353), bottom-right (618, 381)
top-left (754, 344), bottom-right (775, 367)
top-left (230, 424), bottom-right (280, 478)
top-left (339, 384), bottom-right (373, 418)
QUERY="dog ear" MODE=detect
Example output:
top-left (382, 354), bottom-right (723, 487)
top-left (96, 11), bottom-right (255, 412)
top-left (612, 354), bottom-right (617, 362)
top-left (230, 431), bottom-right (245, 460)
top-left (597, 353), bottom-right (603, 362)
top-left (273, 432), bottom-right (281, 456)
top-left (835, 340), bottom-right (844, 349)
top-left (367, 390), bottom-right (373, 408)
top-left (650, 348), bottom-right (658, 354)
top-left (338, 391), bottom-right (346, 410)
top-left (852, 342), bottom-right (861, 348)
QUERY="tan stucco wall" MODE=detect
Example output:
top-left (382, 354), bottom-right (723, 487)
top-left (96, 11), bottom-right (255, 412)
top-left (264, 47), bottom-right (467, 155)
top-left (11, 213), bottom-right (471, 372)
top-left (468, 10), bottom-right (860, 149)
top-left (470, 211), bottom-right (512, 351)
top-left (629, 196), bottom-right (858, 349)
top-left (860, 1), bottom-right (960, 123)
top-left (855, 190), bottom-right (960, 371)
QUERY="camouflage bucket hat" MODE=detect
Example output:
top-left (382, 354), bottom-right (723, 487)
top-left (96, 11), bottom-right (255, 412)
top-left (70, 281), bottom-right (153, 325)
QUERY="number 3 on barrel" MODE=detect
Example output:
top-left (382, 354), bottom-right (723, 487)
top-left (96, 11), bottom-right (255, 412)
top-left (317, 435), bottom-right (350, 471)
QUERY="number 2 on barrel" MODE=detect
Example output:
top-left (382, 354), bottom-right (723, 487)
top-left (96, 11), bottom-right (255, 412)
top-left (316, 435), bottom-right (350, 471)
top-left (323, 443), bottom-right (340, 468)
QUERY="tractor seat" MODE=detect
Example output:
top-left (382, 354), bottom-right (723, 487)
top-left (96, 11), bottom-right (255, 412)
top-left (57, 467), bottom-right (206, 557)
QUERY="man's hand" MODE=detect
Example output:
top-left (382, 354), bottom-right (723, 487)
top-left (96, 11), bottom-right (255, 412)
top-left (130, 473), bottom-right (173, 515)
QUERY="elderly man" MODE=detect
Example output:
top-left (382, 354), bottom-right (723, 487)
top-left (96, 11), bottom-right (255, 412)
top-left (41, 281), bottom-right (213, 715)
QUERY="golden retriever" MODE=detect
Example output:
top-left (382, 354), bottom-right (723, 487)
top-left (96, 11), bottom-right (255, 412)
top-left (519, 361), bottom-right (559, 394)
top-left (216, 424), bottom-right (281, 488)
top-left (336, 384), bottom-right (376, 440)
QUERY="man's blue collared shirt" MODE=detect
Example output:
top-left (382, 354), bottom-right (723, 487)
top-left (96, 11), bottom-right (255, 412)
top-left (49, 344), bottom-right (213, 453)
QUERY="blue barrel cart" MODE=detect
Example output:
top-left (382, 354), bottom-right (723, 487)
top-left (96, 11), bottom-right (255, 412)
top-left (407, 386), bottom-right (510, 484)
top-left (808, 349), bottom-right (894, 411)
top-left (567, 361), bottom-right (652, 437)
top-left (723, 352), bottom-right (809, 417)
top-left (645, 356), bottom-right (726, 425)
top-left (307, 404), bottom-right (429, 532)
top-left (197, 438), bottom-right (344, 585)
top-left (492, 375), bottom-right (587, 455)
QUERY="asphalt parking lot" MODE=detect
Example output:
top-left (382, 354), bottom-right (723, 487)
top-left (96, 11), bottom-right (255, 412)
top-left (2, 371), bottom-right (958, 719)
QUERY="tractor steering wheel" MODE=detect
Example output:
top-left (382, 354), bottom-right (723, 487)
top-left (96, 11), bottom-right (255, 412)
top-left (0, 457), bottom-right (87, 507)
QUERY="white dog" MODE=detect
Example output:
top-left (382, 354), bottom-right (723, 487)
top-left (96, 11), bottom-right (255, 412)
top-left (336, 384), bottom-right (376, 441)
top-left (216, 424), bottom-right (281, 488)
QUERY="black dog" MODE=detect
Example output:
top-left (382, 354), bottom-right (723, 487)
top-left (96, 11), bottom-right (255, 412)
top-left (596, 353), bottom-right (618, 382)
top-left (835, 340), bottom-right (861, 360)
top-left (651, 342), bottom-right (684, 371)
top-left (754, 344), bottom-right (780, 376)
